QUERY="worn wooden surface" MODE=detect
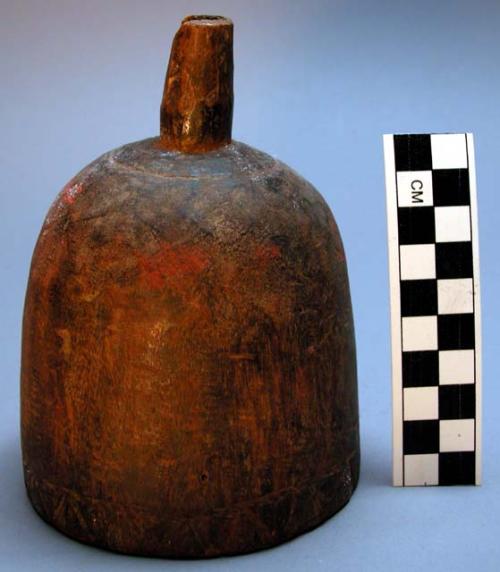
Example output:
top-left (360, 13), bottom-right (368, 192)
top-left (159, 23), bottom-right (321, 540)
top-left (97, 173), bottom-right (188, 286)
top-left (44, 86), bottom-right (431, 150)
top-left (160, 16), bottom-right (233, 153)
top-left (21, 15), bottom-right (360, 558)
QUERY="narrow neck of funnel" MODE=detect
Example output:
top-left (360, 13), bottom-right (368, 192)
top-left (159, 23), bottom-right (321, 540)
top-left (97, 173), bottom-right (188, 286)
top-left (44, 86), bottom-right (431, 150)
top-left (159, 15), bottom-right (234, 153)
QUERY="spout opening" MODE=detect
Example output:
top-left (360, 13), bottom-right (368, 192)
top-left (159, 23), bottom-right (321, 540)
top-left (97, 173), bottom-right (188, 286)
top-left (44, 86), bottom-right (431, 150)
top-left (181, 15), bottom-right (233, 26)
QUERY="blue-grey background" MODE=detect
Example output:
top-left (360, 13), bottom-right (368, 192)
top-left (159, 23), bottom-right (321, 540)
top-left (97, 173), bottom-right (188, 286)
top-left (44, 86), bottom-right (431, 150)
top-left (1, 0), bottom-right (498, 570)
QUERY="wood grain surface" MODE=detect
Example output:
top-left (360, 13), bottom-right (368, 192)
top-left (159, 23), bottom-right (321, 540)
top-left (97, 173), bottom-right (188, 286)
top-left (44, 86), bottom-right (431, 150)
top-left (21, 15), bottom-right (360, 558)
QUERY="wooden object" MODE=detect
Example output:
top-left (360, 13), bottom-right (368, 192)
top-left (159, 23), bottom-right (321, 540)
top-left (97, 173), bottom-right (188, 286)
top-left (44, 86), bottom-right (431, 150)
top-left (21, 15), bottom-right (360, 557)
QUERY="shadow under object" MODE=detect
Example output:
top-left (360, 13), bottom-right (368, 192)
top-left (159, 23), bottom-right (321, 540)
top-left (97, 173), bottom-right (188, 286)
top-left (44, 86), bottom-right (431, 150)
top-left (21, 15), bottom-right (360, 558)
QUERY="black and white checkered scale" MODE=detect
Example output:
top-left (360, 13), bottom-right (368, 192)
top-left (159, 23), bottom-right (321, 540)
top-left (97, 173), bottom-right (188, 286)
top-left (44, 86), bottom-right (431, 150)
top-left (390, 134), bottom-right (479, 486)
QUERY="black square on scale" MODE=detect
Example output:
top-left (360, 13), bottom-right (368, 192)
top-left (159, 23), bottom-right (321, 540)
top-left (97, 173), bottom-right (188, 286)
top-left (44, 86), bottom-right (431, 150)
top-left (398, 207), bottom-right (435, 244)
top-left (400, 279), bottom-right (437, 317)
top-left (439, 452), bottom-right (475, 485)
top-left (403, 420), bottom-right (439, 455)
top-left (436, 242), bottom-right (473, 279)
top-left (438, 314), bottom-right (475, 350)
top-left (402, 351), bottom-right (439, 387)
top-left (394, 134), bottom-right (432, 171)
top-left (439, 384), bottom-right (476, 420)
top-left (432, 169), bottom-right (470, 207)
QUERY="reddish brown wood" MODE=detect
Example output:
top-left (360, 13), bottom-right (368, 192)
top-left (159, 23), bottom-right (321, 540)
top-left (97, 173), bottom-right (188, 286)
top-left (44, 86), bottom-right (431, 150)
top-left (21, 15), bottom-right (360, 558)
top-left (159, 15), bottom-right (233, 153)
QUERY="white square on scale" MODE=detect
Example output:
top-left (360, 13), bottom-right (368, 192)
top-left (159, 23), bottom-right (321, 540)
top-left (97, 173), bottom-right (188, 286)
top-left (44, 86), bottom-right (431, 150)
top-left (400, 244), bottom-right (436, 280)
top-left (435, 206), bottom-right (471, 242)
top-left (431, 134), bottom-right (468, 169)
top-left (396, 171), bottom-right (433, 207)
top-left (440, 419), bottom-right (475, 452)
top-left (403, 387), bottom-right (438, 420)
top-left (402, 316), bottom-right (438, 351)
top-left (438, 278), bottom-right (474, 315)
top-left (404, 454), bottom-right (439, 486)
top-left (439, 350), bottom-right (475, 385)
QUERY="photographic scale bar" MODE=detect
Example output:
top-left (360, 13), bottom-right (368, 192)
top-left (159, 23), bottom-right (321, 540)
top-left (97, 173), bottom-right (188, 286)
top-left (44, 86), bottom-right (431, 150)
top-left (384, 133), bottom-right (481, 486)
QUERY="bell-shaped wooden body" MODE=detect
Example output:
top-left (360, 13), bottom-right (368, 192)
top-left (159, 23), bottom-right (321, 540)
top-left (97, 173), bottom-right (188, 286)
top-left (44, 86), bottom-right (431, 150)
top-left (21, 16), bottom-right (359, 558)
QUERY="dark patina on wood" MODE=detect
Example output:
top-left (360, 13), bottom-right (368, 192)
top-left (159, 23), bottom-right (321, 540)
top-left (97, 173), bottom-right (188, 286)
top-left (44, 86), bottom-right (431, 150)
top-left (160, 15), bottom-right (233, 153)
top-left (21, 15), bottom-right (360, 558)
